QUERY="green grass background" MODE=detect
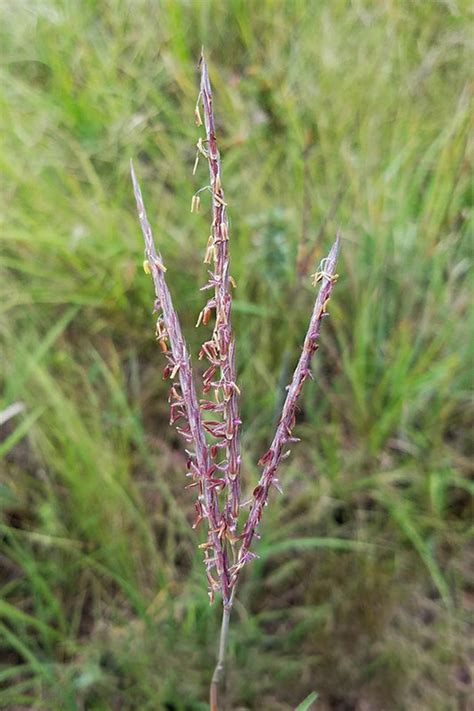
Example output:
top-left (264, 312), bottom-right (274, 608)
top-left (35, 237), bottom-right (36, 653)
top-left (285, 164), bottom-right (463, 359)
top-left (1, 1), bottom-right (472, 709)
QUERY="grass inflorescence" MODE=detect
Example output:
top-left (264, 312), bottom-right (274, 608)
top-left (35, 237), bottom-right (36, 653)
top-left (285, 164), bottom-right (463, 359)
top-left (1, 2), bottom-right (472, 709)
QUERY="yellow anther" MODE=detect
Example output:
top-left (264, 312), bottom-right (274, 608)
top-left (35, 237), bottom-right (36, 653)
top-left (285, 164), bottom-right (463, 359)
top-left (191, 194), bottom-right (201, 213)
top-left (194, 104), bottom-right (203, 127)
top-left (214, 193), bottom-right (227, 207)
top-left (170, 363), bottom-right (180, 379)
top-left (311, 270), bottom-right (338, 286)
top-left (154, 257), bottom-right (167, 272)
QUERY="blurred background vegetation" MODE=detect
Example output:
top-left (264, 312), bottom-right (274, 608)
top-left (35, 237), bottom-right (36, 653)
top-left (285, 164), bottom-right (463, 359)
top-left (1, 1), bottom-right (472, 709)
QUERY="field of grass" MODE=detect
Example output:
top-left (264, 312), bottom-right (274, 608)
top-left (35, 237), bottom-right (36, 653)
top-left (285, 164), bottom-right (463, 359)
top-left (1, 1), bottom-right (472, 709)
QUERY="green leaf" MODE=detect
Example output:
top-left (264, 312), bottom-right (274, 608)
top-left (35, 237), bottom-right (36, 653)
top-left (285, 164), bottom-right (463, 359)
top-left (0, 407), bottom-right (44, 458)
top-left (260, 537), bottom-right (374, 560)
top-left (378, 492), bottom-right (451, 609)
top-left (295, 691), bottom-right (319, 711)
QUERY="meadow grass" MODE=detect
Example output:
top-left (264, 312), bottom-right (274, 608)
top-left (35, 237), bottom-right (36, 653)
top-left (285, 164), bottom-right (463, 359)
top-left (1, 1), bottom-right (472, 709)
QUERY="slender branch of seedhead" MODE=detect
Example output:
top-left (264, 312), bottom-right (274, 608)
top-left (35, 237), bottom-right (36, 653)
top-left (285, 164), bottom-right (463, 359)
top-left (208, 236), bottom-right (340, 710)
top-left (231, 235), bottom-right (341, 586)
top-left (130, 160), bottom-right (232, 605)
top-left (194, 51), bottom-right (242, 537)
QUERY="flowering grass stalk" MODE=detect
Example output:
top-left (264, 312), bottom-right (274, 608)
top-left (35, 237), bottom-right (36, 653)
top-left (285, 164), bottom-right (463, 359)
top-left (232, 236), bottom-right (340, 586)
top-left (131, 162), bottom-right (231, 605)
top-left (194, 54), bottom-right (241, 536)
top-left (131, 51), bottom-right (340, 710)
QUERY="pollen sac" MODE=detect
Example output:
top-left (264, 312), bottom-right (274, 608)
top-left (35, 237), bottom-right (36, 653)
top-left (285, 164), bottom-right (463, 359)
top-left (191, 194), bottom-right (201, 213)
top-left (220, 222), bottom-right (228, 241)
top-left (194, 104), bottom-right (203, 127)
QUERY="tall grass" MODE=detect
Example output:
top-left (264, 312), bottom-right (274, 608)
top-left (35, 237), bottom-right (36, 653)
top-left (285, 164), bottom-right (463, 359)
top-left (1, 1), bottom-right (472, 709)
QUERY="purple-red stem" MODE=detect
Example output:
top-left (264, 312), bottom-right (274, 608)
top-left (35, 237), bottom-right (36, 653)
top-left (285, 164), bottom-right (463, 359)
top-left (130, 161), bottom-right (231, 605)
top-left (196, 52), bottom-right (241, 535)
top-left (232, 236), bottom-right (341, 584)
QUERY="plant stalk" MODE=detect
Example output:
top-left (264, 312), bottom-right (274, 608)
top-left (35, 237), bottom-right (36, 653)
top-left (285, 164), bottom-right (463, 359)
top-left (197, 51), bottom-right (242, 533)
top-left (232, 235), bottom-right (340, 585)
top-left (210, 594), bottom-right (234, 711)
top-left (130, 160), bottom-right (231, 604)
